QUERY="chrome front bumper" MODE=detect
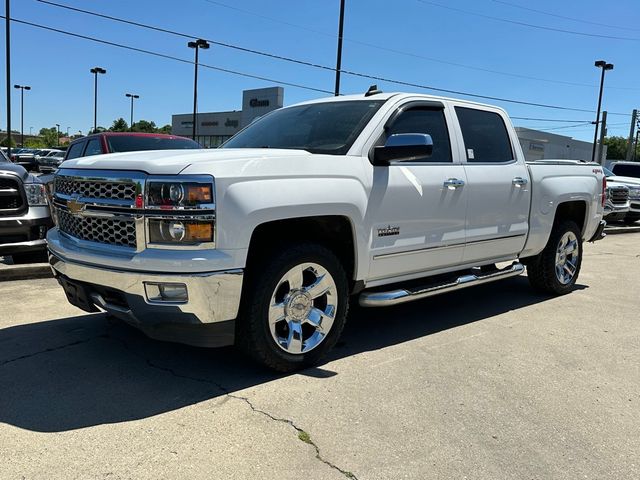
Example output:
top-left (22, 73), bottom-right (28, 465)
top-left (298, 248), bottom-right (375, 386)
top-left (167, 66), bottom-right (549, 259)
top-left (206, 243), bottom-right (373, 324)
top-left (49, 251), bottom-right (243, 344)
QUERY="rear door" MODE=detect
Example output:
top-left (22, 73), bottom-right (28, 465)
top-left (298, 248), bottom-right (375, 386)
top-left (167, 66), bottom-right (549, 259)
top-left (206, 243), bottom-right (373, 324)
top-left (453, 105), bottom-right (531, 263)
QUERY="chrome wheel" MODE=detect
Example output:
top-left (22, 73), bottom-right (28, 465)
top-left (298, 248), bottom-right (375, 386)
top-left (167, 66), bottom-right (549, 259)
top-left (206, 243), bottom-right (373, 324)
top-left (555, 231), bottom-right (579, 285)
top-left (268, 262), bottom-right (338, 355)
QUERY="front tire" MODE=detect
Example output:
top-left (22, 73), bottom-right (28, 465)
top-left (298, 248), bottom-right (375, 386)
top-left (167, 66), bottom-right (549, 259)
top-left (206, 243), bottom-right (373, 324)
top-left (526, 220), bottom-right (583, 295)
top-left (237, 243), bottom-right (349, 372)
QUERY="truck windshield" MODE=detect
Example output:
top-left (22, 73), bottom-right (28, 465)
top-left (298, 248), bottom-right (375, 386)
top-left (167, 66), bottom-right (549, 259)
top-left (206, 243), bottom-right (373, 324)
top-left (221, 100), bottom-right (385, 155)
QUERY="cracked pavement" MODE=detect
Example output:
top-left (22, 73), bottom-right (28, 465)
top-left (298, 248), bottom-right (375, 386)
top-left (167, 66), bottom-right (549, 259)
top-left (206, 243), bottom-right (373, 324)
top-left (1, 233), bottom-right (639, 479)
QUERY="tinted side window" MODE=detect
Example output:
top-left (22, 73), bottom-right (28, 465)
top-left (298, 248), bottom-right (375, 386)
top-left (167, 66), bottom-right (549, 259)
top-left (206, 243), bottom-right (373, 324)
top-left (84, 139), bottom-right (103, 157)
top-left (385, 108), bottom-right (452, 163)
top-left (65, 142), bottom-right (85, 160)
top-left (455, 107), bottom-right (513, 163)
top-left (611, 164), bottom-right (640, 178)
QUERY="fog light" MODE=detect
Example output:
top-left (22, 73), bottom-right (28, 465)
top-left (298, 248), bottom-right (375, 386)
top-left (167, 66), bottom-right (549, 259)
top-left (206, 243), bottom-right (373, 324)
top-left (144, 282), bottom-right (188, 303)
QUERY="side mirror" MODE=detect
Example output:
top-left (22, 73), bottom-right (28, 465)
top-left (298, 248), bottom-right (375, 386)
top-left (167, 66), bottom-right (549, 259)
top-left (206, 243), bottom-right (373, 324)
top-left (373, 133), bottom-right (433, 166)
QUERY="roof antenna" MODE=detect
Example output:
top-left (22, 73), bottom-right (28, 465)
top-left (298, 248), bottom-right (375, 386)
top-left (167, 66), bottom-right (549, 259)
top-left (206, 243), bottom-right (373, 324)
top-left (365, 84), bottom-right (382, 97)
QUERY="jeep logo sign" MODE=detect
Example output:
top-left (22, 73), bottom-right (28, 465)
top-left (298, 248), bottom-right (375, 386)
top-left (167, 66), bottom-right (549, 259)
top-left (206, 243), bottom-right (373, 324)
top-left (249, 98), bottom-right (270, 108)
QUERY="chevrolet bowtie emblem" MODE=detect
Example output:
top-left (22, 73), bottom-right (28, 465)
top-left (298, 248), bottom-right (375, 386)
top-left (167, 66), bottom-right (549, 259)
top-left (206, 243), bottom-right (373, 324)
top-left (67, 198), bottom-right (86, 215)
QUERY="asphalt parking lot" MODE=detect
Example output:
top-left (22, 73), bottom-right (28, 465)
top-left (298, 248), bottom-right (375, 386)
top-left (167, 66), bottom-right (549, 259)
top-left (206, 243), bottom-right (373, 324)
top-left (1, 233), bottom-right (638, 480)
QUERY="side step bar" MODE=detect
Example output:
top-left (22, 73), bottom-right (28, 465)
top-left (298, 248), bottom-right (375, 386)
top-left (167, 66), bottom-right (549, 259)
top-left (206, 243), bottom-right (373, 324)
top-left (359, 262), bottom-right (525, 307)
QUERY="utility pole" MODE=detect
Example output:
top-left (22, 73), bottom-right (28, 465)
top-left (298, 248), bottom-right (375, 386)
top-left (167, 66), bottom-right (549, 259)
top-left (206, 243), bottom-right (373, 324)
top-left (597, 111), bottom-right (607, 165)
top-left (5, 0), bottom-right (12, 156)
top-left (334, 0), bottom-right (346, 96)
top-left (626, 109), bottom-right (638, 161)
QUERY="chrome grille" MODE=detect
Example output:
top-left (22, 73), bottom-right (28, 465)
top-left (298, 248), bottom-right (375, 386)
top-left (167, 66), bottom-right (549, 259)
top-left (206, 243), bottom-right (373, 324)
top-left (57, 209), bottom-right (137, 248)
top-left (55, 176), bottom-right (137, 201)
top-left (0, 177), bottom-right (24, 214)
top-left (609, 188), bottom-right (629, 205)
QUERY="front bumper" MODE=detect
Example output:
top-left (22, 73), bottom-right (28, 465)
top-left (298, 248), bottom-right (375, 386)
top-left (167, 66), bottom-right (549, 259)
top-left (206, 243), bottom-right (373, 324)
top-left (0, 207), bottom-right (53, 255)
top-left (49, 251), bottom-right (243, 347)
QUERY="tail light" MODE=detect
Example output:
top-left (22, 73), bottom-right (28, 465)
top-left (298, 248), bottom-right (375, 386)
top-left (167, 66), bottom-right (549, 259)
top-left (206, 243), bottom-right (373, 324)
top-left (602, 176), bottom-right (607, 207)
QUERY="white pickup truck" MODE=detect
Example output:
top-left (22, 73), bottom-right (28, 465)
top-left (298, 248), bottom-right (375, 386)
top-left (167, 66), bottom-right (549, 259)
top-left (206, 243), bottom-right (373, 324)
top-left (47, 90), bottom-right (607, 371)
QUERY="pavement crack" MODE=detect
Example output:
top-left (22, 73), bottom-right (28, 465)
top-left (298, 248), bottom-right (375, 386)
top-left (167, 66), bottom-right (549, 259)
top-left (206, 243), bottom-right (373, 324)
top-left (228, 392), bottom-right (359, 479)
top-left (104, 332), bottom-right (358, 479)
top-left (0, 335), bottom-right (102, 367)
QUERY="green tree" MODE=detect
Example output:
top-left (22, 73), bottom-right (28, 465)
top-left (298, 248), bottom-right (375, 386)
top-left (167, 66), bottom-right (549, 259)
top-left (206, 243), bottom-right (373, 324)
top-left (109, 118), bottom-right (129, 132)
top-left (25, 137), bottom-right (46, 148)
top-left (603, 136), bottom-right (629, 160)
top-left (130, 119), bottom-right (157, 133)
top-left (0, 136), bottom-right (16, 147)
top-left (39, 127), bottom-right (60, 147)
top-left (88, 127), bottom-right (107, 135)
top-left (157, 124), bottom-right (172, 134)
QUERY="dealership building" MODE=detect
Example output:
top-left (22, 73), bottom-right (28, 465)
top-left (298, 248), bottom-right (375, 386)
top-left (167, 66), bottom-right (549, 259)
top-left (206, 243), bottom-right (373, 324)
top-left (514, 127), bottom-right (598, 162)
top-left (171, 87), bottom-right (284, 147)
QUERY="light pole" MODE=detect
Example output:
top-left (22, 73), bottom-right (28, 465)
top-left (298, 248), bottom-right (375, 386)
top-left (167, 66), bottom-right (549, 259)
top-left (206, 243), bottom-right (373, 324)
top-left (334, 0), bottom-right (346, 96)
top-left (29, 126), bottom-right (33, 135)
top-left (66, 126), bottom-right (70, 137)
top-left (125, 93), bottom-right (139, 129)
top-left (13, 84), bottom-right (31, 147)
top-left (55, 123), bottom-right (60, 147)
top-left (187, 39), bottom-right (210, 141)
top-left (591, 60), bottom-right (614, 163)
top-left (90, 67), bottom-right (106, 133)
top-left (5, 0), bottom-right (12, 156)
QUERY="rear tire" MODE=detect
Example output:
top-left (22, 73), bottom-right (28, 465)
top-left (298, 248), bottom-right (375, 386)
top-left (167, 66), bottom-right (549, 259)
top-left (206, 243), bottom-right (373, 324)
top-left (526, 220), bottom-right (582, 295)
top-left (237, 243), bottom-right (349, 372)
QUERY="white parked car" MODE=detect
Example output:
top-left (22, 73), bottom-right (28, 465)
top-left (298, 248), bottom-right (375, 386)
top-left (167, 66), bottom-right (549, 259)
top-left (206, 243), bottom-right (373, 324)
top-left (603, 167), bottom-right (640, 224)
top-left (47, 90), bottom-right (606, 371)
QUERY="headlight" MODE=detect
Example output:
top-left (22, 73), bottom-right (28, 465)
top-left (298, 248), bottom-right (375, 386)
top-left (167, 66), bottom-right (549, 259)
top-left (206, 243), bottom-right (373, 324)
top-left (628, 187), bottom-right (640, 200)
top-left (24, 183), bottom-right (48, 206)
top-left (148, 219), bottom-right (214, 244)
top-left (147, 181), bottom-right (213, 208)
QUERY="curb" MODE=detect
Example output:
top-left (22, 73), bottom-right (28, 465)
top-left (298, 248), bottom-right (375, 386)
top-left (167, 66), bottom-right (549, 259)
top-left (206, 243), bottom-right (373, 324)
top-left (604, 226), bottom-right (640, 235)
top-left (0, 263), bottom-right (53, 282)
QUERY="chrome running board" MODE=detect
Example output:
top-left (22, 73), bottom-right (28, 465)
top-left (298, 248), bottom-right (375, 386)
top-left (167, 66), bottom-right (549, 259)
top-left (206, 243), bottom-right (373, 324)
top-left (359, 262), bottom-right (525, 307)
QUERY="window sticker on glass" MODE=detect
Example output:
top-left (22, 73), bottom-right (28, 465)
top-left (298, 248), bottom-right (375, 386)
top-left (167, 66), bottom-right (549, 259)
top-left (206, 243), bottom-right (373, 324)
top-left (467, 148), bottom-right (475, 159)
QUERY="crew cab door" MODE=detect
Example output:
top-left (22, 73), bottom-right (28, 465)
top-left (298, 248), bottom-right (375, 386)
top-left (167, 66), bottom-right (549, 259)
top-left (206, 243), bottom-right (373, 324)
top-left (366, 101), bottom-right (468, 281)
top-left (452, 106), bottom-right (531, 263)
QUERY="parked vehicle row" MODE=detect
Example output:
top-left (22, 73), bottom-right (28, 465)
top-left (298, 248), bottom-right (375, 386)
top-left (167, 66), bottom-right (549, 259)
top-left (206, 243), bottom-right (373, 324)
top-left (603, 163), bottom-right (640, 224)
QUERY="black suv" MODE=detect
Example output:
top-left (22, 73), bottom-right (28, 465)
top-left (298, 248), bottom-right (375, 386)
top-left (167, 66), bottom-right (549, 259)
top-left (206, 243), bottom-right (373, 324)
top-left (0, 150), bottom-right (53, 263)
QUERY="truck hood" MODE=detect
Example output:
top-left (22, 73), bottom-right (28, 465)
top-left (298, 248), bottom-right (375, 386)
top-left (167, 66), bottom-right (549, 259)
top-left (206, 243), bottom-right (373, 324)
top-left (60, 148), bottom-right (312, 175)
top-left (608, 175), bottom-right (640, 186)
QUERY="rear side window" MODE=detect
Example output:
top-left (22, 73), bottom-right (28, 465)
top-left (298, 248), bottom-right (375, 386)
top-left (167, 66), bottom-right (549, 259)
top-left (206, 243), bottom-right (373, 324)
top-left (455, 107), bottom-right (513, 163)
top-left (84, 139), bottom-right (103, 156)
top-left (385, 108), bottom-right (452, 163)
top-left (611, 163), bottom-right (640, 178)
top-left (65, 142), bottom-right (85, 160)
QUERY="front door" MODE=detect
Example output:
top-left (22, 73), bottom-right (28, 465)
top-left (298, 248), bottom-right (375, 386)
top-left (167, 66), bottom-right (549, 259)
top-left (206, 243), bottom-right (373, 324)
top-left (367, 104), bottom-right (469, 281)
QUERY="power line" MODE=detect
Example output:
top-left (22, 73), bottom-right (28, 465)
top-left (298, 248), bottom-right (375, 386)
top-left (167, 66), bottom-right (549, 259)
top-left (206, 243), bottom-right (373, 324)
top-left (30, 3), bottom-right (632, 115)
top-left (512, 116), bottom-right (592, 123)
top-left (1, 16), bottom-right (333, 95)
top-left (40, 0), bottom-right (640, 92)
top-left (492, 0), bottom-right (640, 33)
top-left (417, 0), bottom-right (640, 41)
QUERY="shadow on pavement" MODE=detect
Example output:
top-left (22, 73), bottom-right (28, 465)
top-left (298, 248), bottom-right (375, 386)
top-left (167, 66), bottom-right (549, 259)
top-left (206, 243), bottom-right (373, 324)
top-left (0, 276), bottom-right (583, 432)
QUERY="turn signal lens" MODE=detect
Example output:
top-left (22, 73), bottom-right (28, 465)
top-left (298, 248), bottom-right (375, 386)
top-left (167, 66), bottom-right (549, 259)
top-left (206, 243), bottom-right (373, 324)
top-left (149, 219), bottom-right (214, 244)
top-left (187, 185), bottom-right (212, 203)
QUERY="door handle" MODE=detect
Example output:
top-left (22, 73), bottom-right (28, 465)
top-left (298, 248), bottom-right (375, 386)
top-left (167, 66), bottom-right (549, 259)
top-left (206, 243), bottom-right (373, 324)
top-left (512, 176), bottom-right (528, 187)
top-left (444, 178), bottom-right (465, 189)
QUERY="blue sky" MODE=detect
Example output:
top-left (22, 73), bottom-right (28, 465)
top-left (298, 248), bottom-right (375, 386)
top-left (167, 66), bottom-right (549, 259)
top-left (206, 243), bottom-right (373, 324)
top-left (2, 0), bottom-right (639, 141)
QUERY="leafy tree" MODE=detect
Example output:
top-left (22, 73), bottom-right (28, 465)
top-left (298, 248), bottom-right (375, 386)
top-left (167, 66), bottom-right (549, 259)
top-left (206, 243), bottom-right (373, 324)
top-left (88, 126), bottom-right (107, 135)
top-left (603, 136), bottom-right (629, 160)
top-left (131, 119), bottom-right (157, 133)
top-left (157, 124), bottom-right (172, 134)
top-left (39, 127), bottom-right (61, 148)
top-left (0, 136), bottom-right (16, 147)
top-left (109, 118), bottom-right (129, 132)
top-left (25, 138), bottom-right (46, 148)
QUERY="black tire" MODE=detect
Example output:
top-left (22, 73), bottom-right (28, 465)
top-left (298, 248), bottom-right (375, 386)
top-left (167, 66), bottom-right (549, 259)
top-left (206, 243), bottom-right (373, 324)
top-left (11, 250), bottom-right (48, 264)
top-left (526, 220), bottom-right (582, 295)
top-left (237, 243), bottom-right (349, 372)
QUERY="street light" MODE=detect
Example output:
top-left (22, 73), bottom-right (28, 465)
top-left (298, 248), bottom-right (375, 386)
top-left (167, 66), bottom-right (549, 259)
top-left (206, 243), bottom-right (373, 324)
top-left (13, 84), bottom-right (31, 147)
top-left (591, 60), bottom-right (614, 162)
top-left (66, 126), bottom-right (70, 137)
top-left (125, 93), bottom-right (140, 129)
top-left (90, 66), bottom-right (106, 133)
top-left (187, 39), bottom-right (210, 141)
top-left (334, 0), bottom-right (346, 96)
top-left (55, 123), bottom-right (60, 147)
top-left (29, 126), bottom-right (33, 135)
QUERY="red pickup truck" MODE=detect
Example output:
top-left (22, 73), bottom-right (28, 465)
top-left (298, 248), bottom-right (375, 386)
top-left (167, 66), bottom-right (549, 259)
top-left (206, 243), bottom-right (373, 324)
top-left (64, 132), bottom-right (201, 161)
